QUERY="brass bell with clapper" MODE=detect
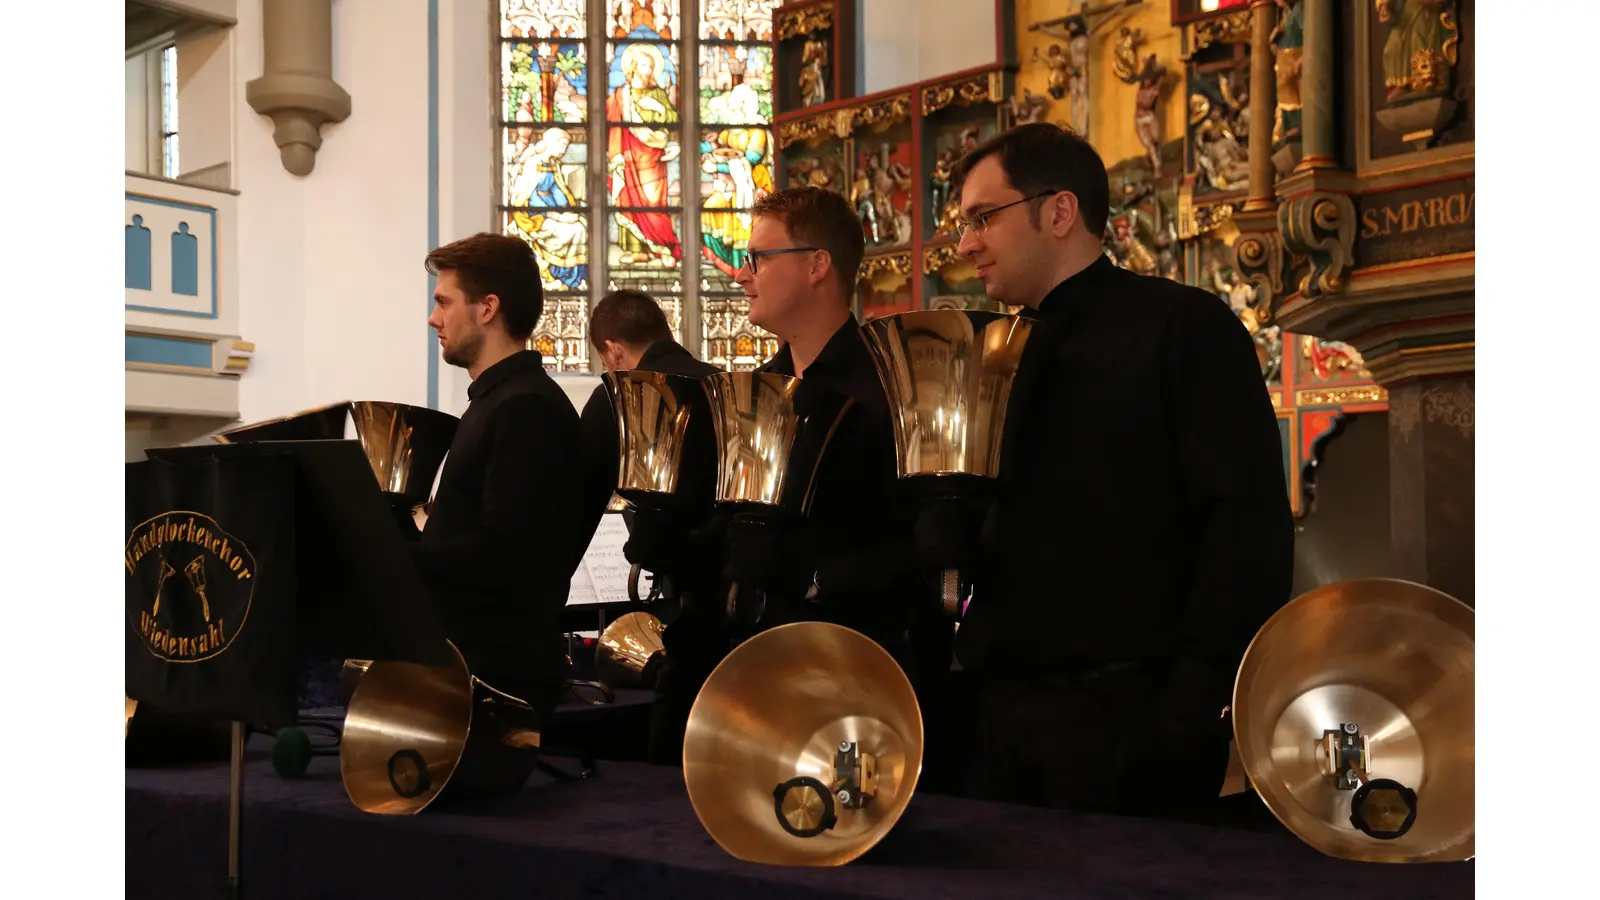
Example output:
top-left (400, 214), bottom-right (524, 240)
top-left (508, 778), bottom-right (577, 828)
top-left (1231, 577), bottom-right (1474, 863)
top-left (683, 621), bottom-right (923, 866)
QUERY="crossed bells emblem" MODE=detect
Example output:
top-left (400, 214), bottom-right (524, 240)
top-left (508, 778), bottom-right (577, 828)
top-left (151, 557), bottom-right (213, 622)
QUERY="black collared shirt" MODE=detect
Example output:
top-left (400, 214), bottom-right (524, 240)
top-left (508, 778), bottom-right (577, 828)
top-left (411, 349), bottom-right (584, 701)
top-left (959, 256), bottom-right (1294, 696)
top-left (577, 340), bottom-right (721, 552)
top-left (759, 317), bottom-right (919, 640)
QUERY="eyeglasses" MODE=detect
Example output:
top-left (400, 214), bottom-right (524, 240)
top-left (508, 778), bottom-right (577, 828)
top-left (955, 191), bottom-right (1065, 237)
top-left (741, 246), bottom-right (820, 274)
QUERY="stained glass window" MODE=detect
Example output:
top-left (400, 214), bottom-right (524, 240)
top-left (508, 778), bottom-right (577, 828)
top-left (497, 0), bottom-right (783, 372)
top-left (696, 0), bottom-right (780, 367)
top-left (501, 0), bottom-right (590, 369)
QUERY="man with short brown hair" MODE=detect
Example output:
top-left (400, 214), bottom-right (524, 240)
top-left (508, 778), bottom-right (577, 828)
top-left (414, 232), bottom-right (585, 727)
top-left (730, 187), bottom-right (932, 706)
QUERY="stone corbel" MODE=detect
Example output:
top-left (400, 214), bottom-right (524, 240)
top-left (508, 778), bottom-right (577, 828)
top-left (1278, 190), bottom-right (1355, 299)
top-left (245, 0), bottom-right (351, 176)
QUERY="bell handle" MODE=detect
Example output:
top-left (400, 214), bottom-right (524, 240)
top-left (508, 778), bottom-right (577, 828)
top-left (470, 676), bottom-right (534, 712)
top-left (628, 564), bottom-right (648, 605)
top-left (941, 567), bottom-right (962, 618)
top-left (726, 582), bottom-right (768, 632)
top-left (564, 679), bottom-right (616, 706)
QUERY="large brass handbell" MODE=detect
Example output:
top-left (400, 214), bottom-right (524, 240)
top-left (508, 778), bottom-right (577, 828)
top-left (339, 641), bottom-right (544, 814)
top-left (214, 400), bottom-right (459, 509)
top-left (702, 372), bottom-right (853, 630)
top-left (684, 621), bottom-right (923, 866)
top-left (595, 611), bottom-right (666, 690)
top-left (859, 310), bottom-right (1040, 617)
top-left (605, 370), bottom-right (717, 604)
top-left (1232, 578), bottom-right (1474, 862)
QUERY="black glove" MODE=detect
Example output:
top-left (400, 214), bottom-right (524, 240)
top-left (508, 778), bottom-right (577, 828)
top-left (383, 493), bottom-right (423, 543)
top-left (721, 514), bottom-right (810, 598)
top-left (912, 496), bottom-right (988, 573)
top-left (623, 509), bottom-right (689, 577)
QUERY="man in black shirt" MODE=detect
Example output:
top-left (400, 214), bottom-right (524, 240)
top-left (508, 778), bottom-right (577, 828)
top-left (413, 232), bottom-right (585, 728)
top-left (575, 290), bottom-right (721, 765)
top-left (950, 124), bottom-right (1294, 817)
top-left (732, 187), bottom-right (934, 710)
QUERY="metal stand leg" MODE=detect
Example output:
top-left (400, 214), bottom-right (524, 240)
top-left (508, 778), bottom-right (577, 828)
top-left (227, 721), bottom-right (245, 900)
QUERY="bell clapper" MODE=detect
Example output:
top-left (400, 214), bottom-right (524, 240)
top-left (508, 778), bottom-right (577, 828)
top-left (770, 740), bottom-right (879, 839)
top-left (831, 740), bottom-right (878, 810)
top-left (1321, 722), bottom-right (1372, 790)
top-left (1321, 722), bottom-right (1419, 841)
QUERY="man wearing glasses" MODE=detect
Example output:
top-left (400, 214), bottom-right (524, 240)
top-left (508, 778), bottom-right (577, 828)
top-left (725, 187), bottom-right (937, 738)
top-left (950, 123), bottom-right (1294, 819)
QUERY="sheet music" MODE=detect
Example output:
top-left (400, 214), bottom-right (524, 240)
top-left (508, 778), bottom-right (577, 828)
top-left (566, 513), bottom-right (635, 606)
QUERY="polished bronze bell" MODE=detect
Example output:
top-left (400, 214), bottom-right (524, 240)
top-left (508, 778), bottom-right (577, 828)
top-left (595, 611), bottom-right (666, 690)
top-left (701, 372), bottom-right (854, 516)
top-left (340, 641), bottom-right (544, 815)
top-left (214, 400), bottom-right (459, 509)
top-left (605, 371), bottom-right (714, 513)
top-left (859, 309), bottom-right (1041, 616)
top-left (1232, 578), bottom-right (1473, 862)
top-left (859, 309), bottom-right (1039, 480)
top-left (683, 622), bottom-right (923, 866)
top-left (701, 372), bottom-right (854, 628)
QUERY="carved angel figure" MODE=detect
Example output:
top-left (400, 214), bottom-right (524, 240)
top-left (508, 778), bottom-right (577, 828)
top-left (1112, 27), bottom-right (1144, 83)
top-left (1033, 44), bottom-right (1071, 100)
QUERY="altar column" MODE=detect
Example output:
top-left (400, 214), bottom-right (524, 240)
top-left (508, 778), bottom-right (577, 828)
top-left (1243, 0), bottom-right (1279, 213)
top-left (1296, 0), bottom-right (1336, 170)
top-left (1231, 0), bottom-right (1286, 308)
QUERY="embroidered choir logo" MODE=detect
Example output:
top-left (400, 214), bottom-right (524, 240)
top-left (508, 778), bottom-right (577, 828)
top-left (126, 511), bottom-right (257, 662)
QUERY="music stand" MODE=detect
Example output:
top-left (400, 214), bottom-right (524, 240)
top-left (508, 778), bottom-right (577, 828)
top-left (139, 439), bottom-right (456, 899)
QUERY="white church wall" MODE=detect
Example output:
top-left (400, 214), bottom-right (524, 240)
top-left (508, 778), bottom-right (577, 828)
top-left (232, 0), bottom-right (433, 425)
top-left (859, 0), bottom-right (999, 95)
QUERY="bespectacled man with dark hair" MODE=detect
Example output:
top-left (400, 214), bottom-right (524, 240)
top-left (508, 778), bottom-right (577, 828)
top-left (950, 123), bottom-right (1294, 820)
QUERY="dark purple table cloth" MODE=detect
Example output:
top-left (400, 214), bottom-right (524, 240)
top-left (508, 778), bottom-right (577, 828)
top-left (126, 737), bottom-right (1471, 899)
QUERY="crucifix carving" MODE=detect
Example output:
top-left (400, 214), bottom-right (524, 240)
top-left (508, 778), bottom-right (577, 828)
top-left (1026, 0), bottom-right (1144, 139)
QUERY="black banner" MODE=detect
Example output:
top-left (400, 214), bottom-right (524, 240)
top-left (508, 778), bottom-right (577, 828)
top-left (125, 454), bottom-right (298, 729)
